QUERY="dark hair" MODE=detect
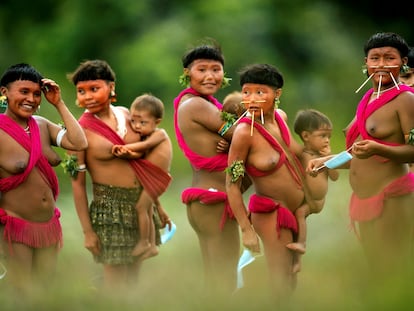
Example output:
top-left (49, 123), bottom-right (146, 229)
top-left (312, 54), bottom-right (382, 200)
top-left (293, 109), bottom-right (332, 140)
top-left (407, 46), bottom-right (414, 68)
top-left (363, 32), bottom-right (409, 57)
top-left (0, 63), bottom-right (43, 87)
top-left (130, 93), bottom-right (164, 119)
top-left (181, 39), bottom-right (224, 68)
top-left (239, 64), bottom-right (283, 89)
top-left (68, 59), bottom-right (116, 85)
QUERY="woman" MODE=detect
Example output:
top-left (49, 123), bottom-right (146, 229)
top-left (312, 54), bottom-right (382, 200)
top-left (226, 64), bottom-right (305, 301)
top-left (0, 63), bottom-right (87, 291)
top-left (67, 60), bottom-right (170, 291)
top-left (173, 40), bottom-right (240, 296)
top-left (308, 32), bottom-right (414, 278)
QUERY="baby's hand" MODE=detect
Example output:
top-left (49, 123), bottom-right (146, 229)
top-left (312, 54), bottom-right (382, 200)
top-left (319, 146), bottom-right (332, 157)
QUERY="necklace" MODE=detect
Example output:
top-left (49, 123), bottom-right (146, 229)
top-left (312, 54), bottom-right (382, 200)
top-left (372, 83), bottom-right (401, 95)
top-left (303, 149), bottom-right (320, 157)
top-left (24, 126), bottom-right (30, 135)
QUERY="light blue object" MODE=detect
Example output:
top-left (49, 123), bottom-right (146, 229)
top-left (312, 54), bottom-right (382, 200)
top-left (236, 249), bottom-right (257, 289)
top-left (324, 151), bottom-right (353, 169)
top-left (0, 261), bottom-right (6, 280)
top-left (161, 221), bottom-right (176, 244)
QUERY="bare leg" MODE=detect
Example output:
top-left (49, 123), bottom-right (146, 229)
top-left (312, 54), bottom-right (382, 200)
top-left (131, 203), bottom-right (152, 257)
top-left (187, 201), bottom-right (240, 297)
top-left (286, 204), bottom-right (309, 255)
top-left (139, 206), bottom-right (159, 260)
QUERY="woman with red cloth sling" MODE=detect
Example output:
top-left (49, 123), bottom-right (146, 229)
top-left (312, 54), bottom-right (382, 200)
top-left (308, 32), bottom-right (414, 278)
top-left (0, 63), bottom-right (87, 292)
top-left (226, 64), bottom-right (306, 303)
top-left (173, 40), bottom-right (244, 296)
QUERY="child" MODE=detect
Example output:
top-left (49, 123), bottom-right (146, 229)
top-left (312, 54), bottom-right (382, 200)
top-left (112, 94), bottom-right (172, 259)
top-left (286, 109), bottom-right (339, 271)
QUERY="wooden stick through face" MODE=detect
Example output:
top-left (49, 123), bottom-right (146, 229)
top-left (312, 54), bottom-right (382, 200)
top-left (355, 72), bottom-right (375, 93)
top-left (376, 74), bottom-right (382, 99)
top-left (250, 110), bottom-right (255, 136)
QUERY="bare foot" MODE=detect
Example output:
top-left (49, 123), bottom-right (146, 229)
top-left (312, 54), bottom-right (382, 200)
top-left (131, 240), bottom-right (151, 257)
top-left (286, 242), bottom-right (306, 254)
top-left (140, 245), bottom-right (159, 260)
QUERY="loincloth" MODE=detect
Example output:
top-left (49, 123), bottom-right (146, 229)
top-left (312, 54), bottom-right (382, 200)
top-left (248, 194), bottom-right (298, 237)
top-left (0, 208), bottom-right (62, 254)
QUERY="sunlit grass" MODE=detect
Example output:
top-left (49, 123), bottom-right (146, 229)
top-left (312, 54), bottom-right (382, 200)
top-left (1, 172), bottom-right (413, 310)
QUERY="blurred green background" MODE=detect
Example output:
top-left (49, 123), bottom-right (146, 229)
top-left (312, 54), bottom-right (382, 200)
top-left (0, 0), bottom-right (413, 310)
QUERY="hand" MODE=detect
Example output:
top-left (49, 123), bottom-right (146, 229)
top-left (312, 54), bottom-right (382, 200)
top-left (41, 78), bottom-right (63, 106)
top-left (242, 226), bottom-right (261, 253)
top-left (84, 231), bottom-right (101, 256)
top-left (352, 140), bottom-right (376, 159)
top-left (216, 139), bottom-right (230, 153)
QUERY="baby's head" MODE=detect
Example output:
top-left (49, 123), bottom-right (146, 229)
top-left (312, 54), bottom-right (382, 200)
top-left (130, 94), bottom-right (164, 137)
top-left (222, 91), bottom-right (245, 117)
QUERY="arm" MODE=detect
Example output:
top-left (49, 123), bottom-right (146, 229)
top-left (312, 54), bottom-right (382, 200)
top-left (41, 78), bottom-right (88, 151)
top-left (69, 150), bottom-right (101, 256)
top-left (226, 125), bottom-right (260, 253)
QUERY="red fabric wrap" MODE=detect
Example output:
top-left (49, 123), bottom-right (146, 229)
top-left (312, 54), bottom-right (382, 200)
top-left (79, 112), bottom-right (172, 201)
top-left (349, 173), bottom-right (414, 222)
top-left (181, 187), bottom-right (234, 230)
top-left (248, 194), bottom-right (298, 237)
top-left (346, 84), bottom-right (414, 149)
top-left (0, 115), bottom-right (59, 199)
top-left (173, 88), bottom-right (228, 171)
top-left (0, 208), bottom-right (62, 250)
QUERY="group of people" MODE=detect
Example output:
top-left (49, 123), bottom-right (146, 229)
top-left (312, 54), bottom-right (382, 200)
top-left (0, 31), bottom-right (414, 306)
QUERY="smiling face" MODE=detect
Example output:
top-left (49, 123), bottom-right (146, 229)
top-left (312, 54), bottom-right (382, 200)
top-left (187, 59), bottom-right (224, 96)
top-left (75, 79), bottom-right (113, 113)
top-left (1, 80), bottom-right (42, 120)
top-left (365, 46), bottom-right (405, 88)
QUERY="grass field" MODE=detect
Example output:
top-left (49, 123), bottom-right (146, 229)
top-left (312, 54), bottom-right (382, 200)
top-left (1, 172), bottom-right (413, 310)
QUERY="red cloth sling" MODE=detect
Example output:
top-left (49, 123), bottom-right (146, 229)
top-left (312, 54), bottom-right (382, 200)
top-left (173, 88), bottom-right (228, 171)
top-left (346, 84), bottom-right (414, 149)
top-left (79, 112), bottom-right (172, 201)
top-left (0, 115), bottom-right (59, 199)
top-left (181, 187), bottom-right (234, 230)
top-left (239, 114), bottom-right (302, 187)
top-left (248, 194), bottom-right (298, 236)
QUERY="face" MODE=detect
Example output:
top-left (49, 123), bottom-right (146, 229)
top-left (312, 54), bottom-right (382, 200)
top-left (187, 59), bottom-right (224, 96)
top-left (1, 80), bottom-right (42, 118)
top-left (76, 80), bottom-right (113, 113)
top-left (365, 47), bottom-right (404, 87)
top-left (241, 83), bottom-right (279, 115)
top-left (303, 127), bottom-right (332, 154)
top-left (400, 68), bottom-right (414, 87)
top-left (130, 109), bottom-right (159, 137)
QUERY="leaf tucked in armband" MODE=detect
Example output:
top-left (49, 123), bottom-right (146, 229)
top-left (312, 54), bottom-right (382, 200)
top-left (225, 160), bottom-right (245, 183)
top-left (407, 129), bottom-right (414, 146)
top-left (61, 154), bottom-right (82, 179)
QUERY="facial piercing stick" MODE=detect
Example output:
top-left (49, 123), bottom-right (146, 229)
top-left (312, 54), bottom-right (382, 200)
top-left (377, 74), bottom-right (382, 99)
top-left (355, 72), bottom-right (375, 93)
top-left (234, 109), bottom-right (249, 125)
top-left (250, 110), bottom-right (255, 136)
top-left (260, 108), bottom-right (264, 124)
top-left (388, 72), bottom-right (400, 90)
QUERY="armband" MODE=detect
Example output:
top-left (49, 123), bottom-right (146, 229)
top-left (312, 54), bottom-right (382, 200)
top-left (61, 154), bottom-right (85, 178)
top-left (406, 128), bottom-right (414, 145)
top-left (225, 160), bottom-right (245, 183)
top-left (56, 128), bottom-right (67, 147)
top-left (218, 121), bottom-right (233, 136)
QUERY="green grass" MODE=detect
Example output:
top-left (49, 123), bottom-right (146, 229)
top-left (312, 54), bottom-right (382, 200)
top-left (1, 172), bottom-right (413, 310)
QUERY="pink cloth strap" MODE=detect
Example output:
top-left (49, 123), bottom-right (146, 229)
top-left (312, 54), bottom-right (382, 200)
top-left (181, 187), bottom-right (234, 230)
top-left (346, 84), bottom-right (414, 149)
top-left (248, 194), bottom-right (298, 236)
top-left (173, 88), bottom-right (228, 171)
top-left (0, 115), bottom-right (59, 199)
top-left (79, 112), bottom-right (172, 201)
top-left (350, 172), bottom-right (414, 223)
top-left (240, 114), bottom-right (302, 187)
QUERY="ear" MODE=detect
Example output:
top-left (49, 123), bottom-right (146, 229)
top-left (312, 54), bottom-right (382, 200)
top-left (155, 118), bottom-right (162, 126)
top-left (402, 56), bottom-right (408, 66)
top-left (302, 130), bottom-right (311, 142)
top-left (275, 88), bottom-right (282, 99)
top-left (0, 86), bottom-right (7, 96)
